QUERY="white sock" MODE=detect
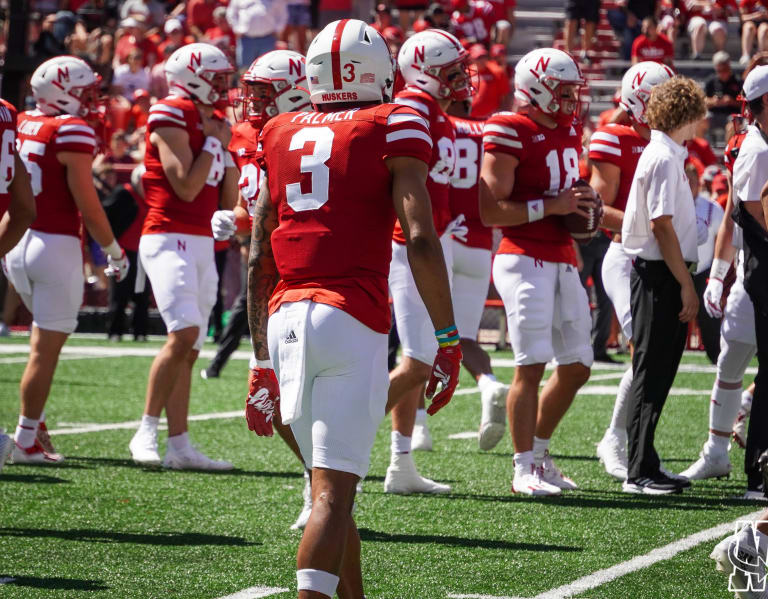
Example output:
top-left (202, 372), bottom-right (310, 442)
top-left (532, 436), bottom-right (549, 465)
top-left (391, 431), bottom-right (411, 455)
top-left (139, 414), bottom-right (159, 433)
top-left (15, 415), bottom-right (39, 448)
top-left (39, 410), bottom-right (45, 423)
top-left (742, 389), bottom-right (754, 413)
top-left (705, 432), bottom-right (730, 454)
top-left (514, 450), bottom-right (534, 472)
top-left (415, 409), bottom-right (427, 425)
top-left (709, 383), bottom-right (742, 434)
top-left (168, 431), bottom-right (190, 451)
top-left (477, 373), bottom-right (498, 392)
top-left (609, 368), bottom-right (633, 432)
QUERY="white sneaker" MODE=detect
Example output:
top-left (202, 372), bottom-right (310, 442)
top-left (291, 471), bottom-right (313, 530)
top-left (163, 444), bottom-right (233, 470)
top-left (512, 463), bottom-right (561, 496)
top-left (11, 440), bottom-right (64, 465)
top-left (478, 381), bottom-right (507, 451)
top-left (596, 428), bottom-right (628, 480)
top-left (539, 451), bottom-right (578, 490)
top-left (384, 453), bottom-right (450, 494)
top-left (0, 432), bottom-right (13, 473)
top-left (733, 409), bottom-right (749, 449)
top-left (711, 527), bottom-right (768, 598)
top-left (129, 428), bottom-right (161, 465)
top-left (679, 447), bottom-right (731, 480)
top-left (412, 422), bottom-right (432, 451)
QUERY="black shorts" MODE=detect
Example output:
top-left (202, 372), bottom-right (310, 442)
top-left (566, 0), bottom-right (600, 23)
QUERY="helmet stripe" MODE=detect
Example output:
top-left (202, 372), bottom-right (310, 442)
top-left (331, 19), bottom-right (350, 90)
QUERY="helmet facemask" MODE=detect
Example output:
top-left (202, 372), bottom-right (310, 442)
top-left (70, 77), bottom-right (104, 120)
top-left (532, 76), bottom-right (584, 127)
top-left (427, 56), bottom-right (473, 101)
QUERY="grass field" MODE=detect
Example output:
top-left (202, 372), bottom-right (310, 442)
top-left (0, 334), bottom-right (763, 599)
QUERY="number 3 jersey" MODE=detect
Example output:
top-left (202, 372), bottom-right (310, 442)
top-left (256, 104), bottom-right (433, 334)
top-left (483, 112), bottom-right (583, 265)
top-left (142, 95), bottom-right (227, 237)
top-left (17, 109), bottom-right (97, 238)
top-left (0, 99), bottom-right (17, 219)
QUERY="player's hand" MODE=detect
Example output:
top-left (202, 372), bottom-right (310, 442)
top-left (679, 279), bottom-right (699, 323)
top-left (246, 367), bottom-right (280, 436)
top-left (425, 344), bottom-right (462, 415)
top-left (550, 187), bottom-right (595, 218)
top-left (201, 112), bottom-right (232, 147)
top-left (447, 213), bottom-right (468, 243)
top-left (211, 209), bottom-right (237, 241)
top-left (105, 249), bottom-right (129, 282)
top-left (703, 277), bottom-right (724, 319)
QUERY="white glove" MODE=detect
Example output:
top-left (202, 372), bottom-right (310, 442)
top-left (703, 277), bottom-right (724, 319)
top-left (447, 213), bottom-right (468, 243)
top-left (105, 249), bottom-right (130, 283)
top-left (211, 210), bottom-right (236, 241)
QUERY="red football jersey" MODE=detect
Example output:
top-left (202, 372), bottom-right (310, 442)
top-left (451, 1), bottom-right (496, 44)
top-left (256, 104), bottom-right (433, 334)
top-left (142, 95), bottom-right (227, 237)
top-left (630, 34), bottom-right (674, 64)
top-left (393, 87), bottom-right (455, 243)
top-left (17, 110), bottom-right (98, 237)
top-left (0, 100), bottom-right (17, 219)
top-left (483, 112), bottom-right (583, 265)
top-left (724, 131), bottom-right (747, 174)
top-left (229, 120), bottom-right (263, 216)
top-left (449, 115), bottom-right (492, 250)
top-left (486, 0), bottom-right (515, 21)
top-left (587, 124), bottom-right (648, 213)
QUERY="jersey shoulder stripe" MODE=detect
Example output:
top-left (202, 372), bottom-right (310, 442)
top-left (394, 97), bottom-right (430, 118)
top-left (149, 103), bottom-right (185, 118)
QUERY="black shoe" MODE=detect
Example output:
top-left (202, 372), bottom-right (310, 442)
top-left (622, 474), bottom-right (684, 495)
top-left (594, 352), bottom-right (619, 364)
top-left (200, 367), bottom-right (219, 380)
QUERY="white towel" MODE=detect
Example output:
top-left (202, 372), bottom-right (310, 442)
top-left (134, 252), bottom-right (146, 294)
top-left (276, 300), bottom-right (311, 425)
top-left (3, 231), bottom-right (32, 296)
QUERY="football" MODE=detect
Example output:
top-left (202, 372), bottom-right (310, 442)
top-left (563, 179), bottom-right (603, 244)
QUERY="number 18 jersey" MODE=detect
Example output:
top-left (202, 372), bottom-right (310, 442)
top-left (256, 104), bottom-right (433, 334)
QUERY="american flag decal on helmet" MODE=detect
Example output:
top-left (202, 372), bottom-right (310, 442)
top-left (361, 73), bottom-right (375, 83)
top-left (310, 76), bottom-right (319, 84)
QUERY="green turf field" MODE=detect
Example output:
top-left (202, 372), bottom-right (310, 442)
top-left (0, 336), bottom-right (762, 598)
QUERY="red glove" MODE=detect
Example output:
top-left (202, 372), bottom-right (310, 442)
top-left (246, 367), bottom-right (280, 436)
top-left (425, 345), bottom-right (462, 415)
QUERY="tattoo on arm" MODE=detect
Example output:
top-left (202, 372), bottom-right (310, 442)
top-left (247, 181), bottom-right (280, 362)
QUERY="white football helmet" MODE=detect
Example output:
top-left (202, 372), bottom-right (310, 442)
top-left (165, 42), bottom-right (234, 105)
top-left (620, 61), bottom-right (675, 124)
top-left (514, 48), bottom-right (585, 126)
top-left (240, 50), bottom-right (310, 126)
top-left (398, 29), bottom-right (472, 101)
top-left (30, 55), bottom-right (102, 118)
top-left (306, 19), bottom-right (394, 105)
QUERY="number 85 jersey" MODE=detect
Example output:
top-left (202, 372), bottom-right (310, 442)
top-left (483, 112), bottom-right (582, 265)
top-left (256, 103), bottom-right (433, 334)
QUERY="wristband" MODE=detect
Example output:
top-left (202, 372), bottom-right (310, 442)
top-left (224, 152), bottom-right (236, 168)
top-left (709, 258), bottom-right (730, 282)
top-left (203, 136), bottom-right (222, 156)
top-left (435, 324), bottom-right (460, 347)
top-left (101, 239), bottom-right (122, 260)
top-left (527, 199), bottom-right (544, 223)
top-left (255, 359), bottom-right (273, 370)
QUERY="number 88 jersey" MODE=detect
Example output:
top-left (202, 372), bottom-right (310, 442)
top-left (0, 99), bottom-right (17, 218)
top-left (483, 111), bottom-right (582, 266)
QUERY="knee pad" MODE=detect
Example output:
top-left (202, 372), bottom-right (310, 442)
top-left (717, 338), bottom-right (756, 384)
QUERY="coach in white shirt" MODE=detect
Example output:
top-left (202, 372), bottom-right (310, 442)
top-left (227, 0), bottom-right (288, 68)
top-left (621, 76), bottom-right (707, 495)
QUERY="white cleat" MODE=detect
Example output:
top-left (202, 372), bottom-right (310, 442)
top-left (596, 429), bottom-right (628, 480)
top-left (512, 463), bottom-right (561, 496)
top-left (733, 409), bottom-right (749, 449)
top-left (412, 422), bottom-right (432, 451)
top-left (679, 448), bottom-right (732, 480)
top-left (163, 444), bottom-right (233, 471)
top-left (291, 471), bottom-right (313, 530)
top-left (478, 381), bottom-right (507, 451)
top-left (36, 422), bottom-right (64, 462)
top-left (539, 451), bottom-right (578, 490)
top-left (384, 453), bottom-right (450, 494)
top-left (0, 432), bottom-right (13, 473)
top-left (11, 440), bottom-right (65, 465)
top-left (711, 527), bottom-right (768, 598)
top-left (129, 428), bottom-right (161, 466)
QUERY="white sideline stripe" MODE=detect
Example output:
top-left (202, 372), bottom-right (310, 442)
top-left (49, 411), bottom-right (243, 436)
top-left (448, 509), bottom-right (765, 599)
top-left (579, 385), bottom-right (708, 397)
top-left (0, 355), bottom-right (94, 365)
top-left (215, 586), bottom-right (290, 599)
top-left (448, 431), bottom-right (479, 440)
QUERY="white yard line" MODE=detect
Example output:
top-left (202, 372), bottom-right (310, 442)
top-left (49, 411), bottom-right (243, 436)
top-left (0, 355), bottom-right (96, 365)
top-left (215, 586), bottom-right (289, 599)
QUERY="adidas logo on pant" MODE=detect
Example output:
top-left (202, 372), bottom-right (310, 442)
top-left (285, 330), bottom-right (298, 344)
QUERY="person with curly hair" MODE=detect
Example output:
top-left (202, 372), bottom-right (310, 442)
top-left (620, 76), bottom-right (707, 495)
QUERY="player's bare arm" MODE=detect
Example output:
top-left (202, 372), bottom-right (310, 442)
top-left (0, 151), bottom-right (35, 257)
top-left (246, 178), bottom-right (279, 362)
top-left (220, 164), bottom-right (239, 211)
top-left (151, 127), bottom-right (215, 202)
top-left (651, 215), bottom-right (699, 322)
top-left (713, 177), bottom-right (738, 264)
top-left (590, 161), bottom-right (622, 231)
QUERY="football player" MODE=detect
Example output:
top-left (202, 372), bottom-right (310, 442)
top-left (384, 28), bottom-right (470, 494)
top-left (588, 61), bottom-right (674, 480)
top-left (447, 100), bottom-right (509, 451)
top-left (128, 43), bottom-right (238, 470)
top-left (7, 56), bottom-right (129, 464)
top-left (247, 18), bottom-right (461, 598)
top-left (479, 48), bottom-right (594, 496)
top-left (210, 49), bottom-right (316, 529)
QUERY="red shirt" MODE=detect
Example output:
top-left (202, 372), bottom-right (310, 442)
top-left (724, 131), bottom-right (747, 173)
top-left (256, 104), bottom-right (433, 334)
top-left (449, 116), bottom-right (492, 250)
top-left (451, 1), bottom-right (496, 44)
top-left (471, 62), bottom-right (510, 119)
top-left (187, 0), bottom-right (221, 31)
top-left (483, 112), bottom-right (583, 264)
top-left (18, 111), bottom-right (97, 237)
top-left (393, 87), bottom-right (456, 242)
top-left (486, 0), bottom-right (516, 21)
top-left (142, 96), bottom-right (227, 237)
top-left (205, 26), bottom-right (236, 48)
top-left (115, 35), bottom-right (158, 67)
top-left (687, 136), bottom-right (718, 168)
top-left (588, 124), bottom-right (648, 213)
top-left (229, 120), bottom-right (262, 216)
top-left (740, 0), bottom-right (768, 15)
top-left (0, 100), bottom-right (18, 218)
top-left (631, 34), bottom-right (674, 64)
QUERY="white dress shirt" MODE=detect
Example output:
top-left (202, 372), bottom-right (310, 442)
top-left (694, 194), bottom-right (725, 274)
top-left (622, 129), bottom-right (699, 262)
top-left (732, 124), bottom-right (768, 250)
top-left (226, 0), bottom-right (288, 37)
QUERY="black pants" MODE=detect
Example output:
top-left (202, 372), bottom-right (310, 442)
top-left (693, 270), bottom-right (723, 364)
top-left (578, 232), bottom-right (612, 357)
top-left (206, 283), bottom-right (250, 375)
top-left (107, 249), bottom-right (150, 339)
top-left (746, 304), bottom-right (768, 490)
top-left (626, 258), bottom-right (689, 479)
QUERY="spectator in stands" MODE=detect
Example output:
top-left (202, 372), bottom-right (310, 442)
top-left (469, 43), bottom-right (510, 118)
top-left (371, 3), bottom-right (393, 31)
top-left (157, 19), bottom-right (192, 59)
top-left (705, 51), bottom-right (743, 116)
top-left (205, 7), bottom-right (236, 48)
top-left (128, 89), bottom-right (151, 132)
top-left (631, 16), bottom-right (675, 65)
top-left (451, 0), bottom-right (496, 45)
top-left (609, 0), bottom-right (660, 59)
top-left (100, 130), bottom-right (136, 185)
top-left (688, 115), bottom-right (719, 166)
top-left (382, 25), bottom-right (405, 57)
top-left (149, 43), bottom-right (175, 98)
top-left (319, 0), bottom-right (353, 28)
top-left (114, 16), bottom-right (157, 67)
top-left (187, 0), bottom-right (222, 39)
top-left (739, 0), bottom-right (768, 65)
top-left (564, 0), bottom-right (600, 63)
top-left (112, 48), bottom-right (150, 100)
top-left (419, 2), bottom-right (451, 30)
top-left (120, 0), bottom-right (165, 28)
top-left (396, 0), bottom-right (428, 31)
top-left (685, 0), bottom-right (732, 59)
top-left (487, 0), bottom-right (515, 43)
top-left (227, 0), bottom-right (287, 69)
top-left (281, 0), bottom-right (312, 53)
